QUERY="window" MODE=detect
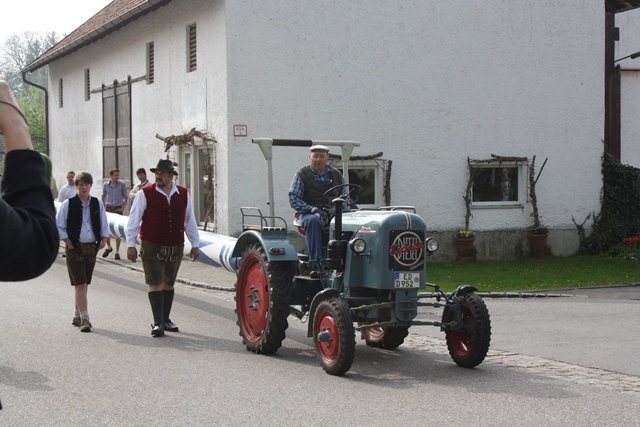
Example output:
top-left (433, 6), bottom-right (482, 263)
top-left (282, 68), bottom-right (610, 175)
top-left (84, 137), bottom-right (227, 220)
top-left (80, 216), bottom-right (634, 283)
top-left (187, 24), bottom-right (197, 72)
top-left (146, 42), bottom-right (155, 84)
top-left (333, 158), bottom-right (389, 208)
top-left (84, 68), bottom-right (90, 101)
top-left (59, 78), bottom-right (63, 108)
top-left (470, 161), bottom-right (525, 206)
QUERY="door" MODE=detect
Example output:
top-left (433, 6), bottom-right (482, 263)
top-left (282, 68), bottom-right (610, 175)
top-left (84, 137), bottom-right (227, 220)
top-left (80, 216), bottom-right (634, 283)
top-left (180, 143), bottom-right (216, 230)
top-left (102, 80), bottom-right (132, 186)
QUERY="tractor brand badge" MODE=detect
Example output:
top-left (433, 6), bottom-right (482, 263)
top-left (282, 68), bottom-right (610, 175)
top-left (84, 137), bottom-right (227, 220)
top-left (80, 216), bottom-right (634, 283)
top-left (389, 230), bottom-right (425, 270)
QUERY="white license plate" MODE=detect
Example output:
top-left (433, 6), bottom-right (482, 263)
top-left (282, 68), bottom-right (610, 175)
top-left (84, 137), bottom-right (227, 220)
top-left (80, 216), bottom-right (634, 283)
top-left (394, 271), bottom-right (421, 288)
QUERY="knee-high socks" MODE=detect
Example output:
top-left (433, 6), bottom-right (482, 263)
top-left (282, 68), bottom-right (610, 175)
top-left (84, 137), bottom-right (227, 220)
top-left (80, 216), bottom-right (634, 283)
top-left (148, 290), bottom-right (175, 324)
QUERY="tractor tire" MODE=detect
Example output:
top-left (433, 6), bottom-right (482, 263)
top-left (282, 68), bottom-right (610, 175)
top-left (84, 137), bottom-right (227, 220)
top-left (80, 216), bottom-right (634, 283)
top-left (442, 291), bottom-right (491, 368)
top-left (360, 325), bottom-right (409, 350)
top-left (313, 297), bottom-right (355, 376)
top-left (235, 244), bottom-right (295, 354)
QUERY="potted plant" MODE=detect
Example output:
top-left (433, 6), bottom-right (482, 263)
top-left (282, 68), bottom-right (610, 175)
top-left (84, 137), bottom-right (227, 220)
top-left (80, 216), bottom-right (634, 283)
top-left (455, 229), bottom-right (476, 261)
top-left (455, 157), bottom-right (477, 261)
top-left (528, 225), bottom-right (549, 252)
top-left (528, 155), bottom-right (549, 256)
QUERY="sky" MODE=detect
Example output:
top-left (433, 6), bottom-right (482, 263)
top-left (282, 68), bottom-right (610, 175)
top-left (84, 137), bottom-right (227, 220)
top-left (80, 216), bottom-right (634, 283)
top-left (0, 0), bottom-right (113, 45)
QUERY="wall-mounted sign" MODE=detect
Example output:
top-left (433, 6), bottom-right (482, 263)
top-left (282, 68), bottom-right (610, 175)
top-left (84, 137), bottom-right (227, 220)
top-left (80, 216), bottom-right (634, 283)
top-left (233, 124), bottom-right (247, 137)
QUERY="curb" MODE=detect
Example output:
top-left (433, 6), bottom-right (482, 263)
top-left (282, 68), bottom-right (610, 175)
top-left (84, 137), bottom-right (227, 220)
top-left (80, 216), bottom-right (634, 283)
top-left (95, 253), bottom-right (640, 297)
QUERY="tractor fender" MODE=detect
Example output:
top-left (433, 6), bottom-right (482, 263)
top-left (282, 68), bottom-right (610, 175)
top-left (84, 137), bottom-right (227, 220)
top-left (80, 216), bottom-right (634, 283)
top-left (306, 288), bottom-right (341, 337)
top-left (450, 284), bottom-right (478, 299)
top-left (231, 230), bottom-right (299, 263)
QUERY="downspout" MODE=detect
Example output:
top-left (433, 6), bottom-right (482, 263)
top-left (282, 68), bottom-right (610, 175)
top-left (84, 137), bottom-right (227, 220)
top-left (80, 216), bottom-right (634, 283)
top-left (604, 12), bottom-right (621, 162)
top-left (21, 70), bottom-right (50, 155)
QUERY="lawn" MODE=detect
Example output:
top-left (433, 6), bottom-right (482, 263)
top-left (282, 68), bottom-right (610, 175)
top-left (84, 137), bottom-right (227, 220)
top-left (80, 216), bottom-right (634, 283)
top-left (425, 255), bottom-right (640, 293)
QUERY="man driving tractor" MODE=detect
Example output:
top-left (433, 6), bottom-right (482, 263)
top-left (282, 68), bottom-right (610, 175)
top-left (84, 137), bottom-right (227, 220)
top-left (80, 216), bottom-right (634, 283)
top-left (288, 145), bottom-right (345, 261)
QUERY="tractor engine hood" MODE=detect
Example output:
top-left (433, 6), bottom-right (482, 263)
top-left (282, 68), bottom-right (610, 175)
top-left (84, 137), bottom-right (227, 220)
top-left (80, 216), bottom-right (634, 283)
top-left (333, 209), bottom-right (427, 236)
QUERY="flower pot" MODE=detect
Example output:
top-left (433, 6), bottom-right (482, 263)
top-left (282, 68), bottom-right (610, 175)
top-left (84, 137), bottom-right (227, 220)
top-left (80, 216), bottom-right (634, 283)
top-left (528, 232), bottom-right (548, 256)
top-left (455, 237), bottom-right (476, 261)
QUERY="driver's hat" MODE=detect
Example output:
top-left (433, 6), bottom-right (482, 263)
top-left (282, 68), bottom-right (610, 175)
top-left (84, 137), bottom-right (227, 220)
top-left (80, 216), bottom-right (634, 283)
top-left (309, 144), bottom-right (330, 153)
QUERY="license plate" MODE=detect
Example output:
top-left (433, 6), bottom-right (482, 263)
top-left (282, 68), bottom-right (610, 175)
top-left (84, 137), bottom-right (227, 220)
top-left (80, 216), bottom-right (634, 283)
top-left (394, 271), bottom-right (421, 288)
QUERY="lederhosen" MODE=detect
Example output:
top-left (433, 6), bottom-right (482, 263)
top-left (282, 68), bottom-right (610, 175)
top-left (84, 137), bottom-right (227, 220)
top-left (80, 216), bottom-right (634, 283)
top-left (65, 196), bottom-right (101, 285)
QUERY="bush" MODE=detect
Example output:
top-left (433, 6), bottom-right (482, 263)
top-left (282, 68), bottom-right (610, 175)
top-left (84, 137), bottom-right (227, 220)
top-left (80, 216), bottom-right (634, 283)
top-left (581, 154), bottom-right (640, 254)
top-left (606, 236), bottom-right (640, 260)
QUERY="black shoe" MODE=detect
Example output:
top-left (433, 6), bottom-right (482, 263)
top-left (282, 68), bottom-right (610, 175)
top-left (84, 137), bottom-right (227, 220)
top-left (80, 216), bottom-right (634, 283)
top-left (102, 248), bottom-right (113, 258)
top-left (164, 319), bottom-right (179, 332)
top-left (151, 323), bottom-right (165, 337)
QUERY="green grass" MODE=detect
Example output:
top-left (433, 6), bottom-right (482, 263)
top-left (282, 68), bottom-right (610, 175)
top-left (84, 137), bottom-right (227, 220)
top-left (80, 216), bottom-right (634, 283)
top-left (425, 255), bottom-right (640, 293)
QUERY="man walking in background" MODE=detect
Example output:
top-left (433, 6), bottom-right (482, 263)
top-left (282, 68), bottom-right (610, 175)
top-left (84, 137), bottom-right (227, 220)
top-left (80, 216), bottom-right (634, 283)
top-left (101, 168), bottom-right (127, 260)
top-left (123, 167), bottom-right (149, 215)
top-left (57, 170), bottom-right (77, 202)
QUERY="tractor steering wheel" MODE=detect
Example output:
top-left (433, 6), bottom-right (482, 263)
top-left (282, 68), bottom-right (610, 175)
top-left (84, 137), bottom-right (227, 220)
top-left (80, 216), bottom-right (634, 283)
top-left (323, 183), bottom-right (363, 207)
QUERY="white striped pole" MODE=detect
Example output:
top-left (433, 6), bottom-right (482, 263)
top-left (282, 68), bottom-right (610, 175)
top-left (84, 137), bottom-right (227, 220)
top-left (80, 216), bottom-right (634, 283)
top-left (105, 210), bottom-right (240, 273)
top-left (56, 202), bottom-right (240, 273)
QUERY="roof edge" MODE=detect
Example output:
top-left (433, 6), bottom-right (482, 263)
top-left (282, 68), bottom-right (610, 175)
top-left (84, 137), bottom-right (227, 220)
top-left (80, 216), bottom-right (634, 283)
top-left (24, 0), bottom-right (171, 74)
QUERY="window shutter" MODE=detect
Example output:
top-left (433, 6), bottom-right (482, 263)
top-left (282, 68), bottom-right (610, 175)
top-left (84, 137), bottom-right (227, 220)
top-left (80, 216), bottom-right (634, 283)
top-left (188, 24), bottom-right (197, 72)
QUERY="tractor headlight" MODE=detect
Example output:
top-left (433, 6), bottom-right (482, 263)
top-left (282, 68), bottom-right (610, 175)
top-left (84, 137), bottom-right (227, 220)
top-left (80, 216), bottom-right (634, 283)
top-left (351, 238), bottom-right (367, 254)
top-left (425, 237), bottom-right (439, 253)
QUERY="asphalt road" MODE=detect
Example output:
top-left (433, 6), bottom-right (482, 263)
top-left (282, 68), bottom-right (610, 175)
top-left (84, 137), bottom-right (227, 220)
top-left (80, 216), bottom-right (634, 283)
top-left (0, 255), bottom-right (638, 426)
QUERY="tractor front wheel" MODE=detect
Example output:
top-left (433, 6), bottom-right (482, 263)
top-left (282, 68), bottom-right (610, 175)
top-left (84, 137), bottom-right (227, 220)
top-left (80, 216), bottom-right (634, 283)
top-left (442, 291), bottom-right (491, 368)
top-left (313, 297), bottom-right (355, 376)
top-left (235, 244), bottom-right (294, 354)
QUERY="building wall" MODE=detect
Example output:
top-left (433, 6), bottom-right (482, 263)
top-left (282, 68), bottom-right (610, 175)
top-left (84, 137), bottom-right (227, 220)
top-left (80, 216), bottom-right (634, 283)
top-left (47, 0), bottom-right (607, 257)
top-left (621, 70), bottom-right (640, 167)
top-left (48, 0), bottom-right (228, 222)
top-left (617, 8), bottom-right (640, 167)
top-left (224, 0), bottom-right (604, 255)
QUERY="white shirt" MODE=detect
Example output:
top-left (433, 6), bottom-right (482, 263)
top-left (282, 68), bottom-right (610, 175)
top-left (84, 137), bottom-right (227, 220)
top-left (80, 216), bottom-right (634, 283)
top-left (125, 183), bottom-right (200, 248)
top-left (56, 197), bottom-right (109, 243)
top-left (57, 183), bottom-right (77, 202)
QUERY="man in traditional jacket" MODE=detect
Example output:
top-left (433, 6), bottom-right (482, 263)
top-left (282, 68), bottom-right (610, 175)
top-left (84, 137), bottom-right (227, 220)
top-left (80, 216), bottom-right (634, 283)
top-left (126, 159), bottom-right (200, 337)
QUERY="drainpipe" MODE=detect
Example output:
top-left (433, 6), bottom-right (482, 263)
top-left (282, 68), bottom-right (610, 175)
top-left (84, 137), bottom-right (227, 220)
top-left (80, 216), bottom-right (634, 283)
top-left (20, 70), bottom-right (50, 155)
top-left (604, 13), bottom-right (620, 162)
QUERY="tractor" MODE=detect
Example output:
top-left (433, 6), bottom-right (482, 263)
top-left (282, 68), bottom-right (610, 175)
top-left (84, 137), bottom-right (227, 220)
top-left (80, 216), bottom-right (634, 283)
top-left (231, 139), bottom-right (491, 375)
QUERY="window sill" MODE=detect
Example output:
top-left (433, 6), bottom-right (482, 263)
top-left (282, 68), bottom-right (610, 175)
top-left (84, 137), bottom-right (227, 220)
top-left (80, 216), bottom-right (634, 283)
top-left (471, 203), bottom-right (524, 210)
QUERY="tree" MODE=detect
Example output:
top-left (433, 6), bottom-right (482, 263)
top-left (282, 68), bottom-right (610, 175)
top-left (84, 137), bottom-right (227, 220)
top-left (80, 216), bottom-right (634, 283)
top-left (1, 31), bottom-right (58, 95)
top-left (0, 31), bottom-right (60, 152)
top-left (18, 86), bottom-right (47, 152)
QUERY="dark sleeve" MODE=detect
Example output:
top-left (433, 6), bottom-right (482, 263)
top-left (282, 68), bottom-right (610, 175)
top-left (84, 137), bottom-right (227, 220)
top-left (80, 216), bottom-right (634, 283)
top-left (0, 150), bottom-right (59, 281)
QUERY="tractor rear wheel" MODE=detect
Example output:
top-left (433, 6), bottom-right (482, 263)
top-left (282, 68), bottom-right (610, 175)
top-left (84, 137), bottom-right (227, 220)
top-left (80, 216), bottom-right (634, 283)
top-left (235, 244), bottom-right (294, 354)
top-left (360, 325), bottom-right (409, 350)
top-left (442, 291), bottom-right (491, 368)
top-left (313, 297), bottom-right (355, 376)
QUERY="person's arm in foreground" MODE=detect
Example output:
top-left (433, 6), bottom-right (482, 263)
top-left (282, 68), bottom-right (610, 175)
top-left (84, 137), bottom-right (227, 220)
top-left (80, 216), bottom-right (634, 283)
top-left (0, 80), bottom-right (59, 281)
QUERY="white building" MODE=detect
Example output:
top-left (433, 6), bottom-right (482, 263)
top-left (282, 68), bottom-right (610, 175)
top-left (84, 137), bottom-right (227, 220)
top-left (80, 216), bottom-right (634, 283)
top-left (24, 0), bottom-right (640, 259)
top-left (617, 7), bottom-right (640, 166)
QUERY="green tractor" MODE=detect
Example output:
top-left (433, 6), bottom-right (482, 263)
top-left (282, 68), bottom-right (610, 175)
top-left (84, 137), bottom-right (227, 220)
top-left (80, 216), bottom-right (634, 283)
top-left (232, 139), bottom-right (491, 375)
